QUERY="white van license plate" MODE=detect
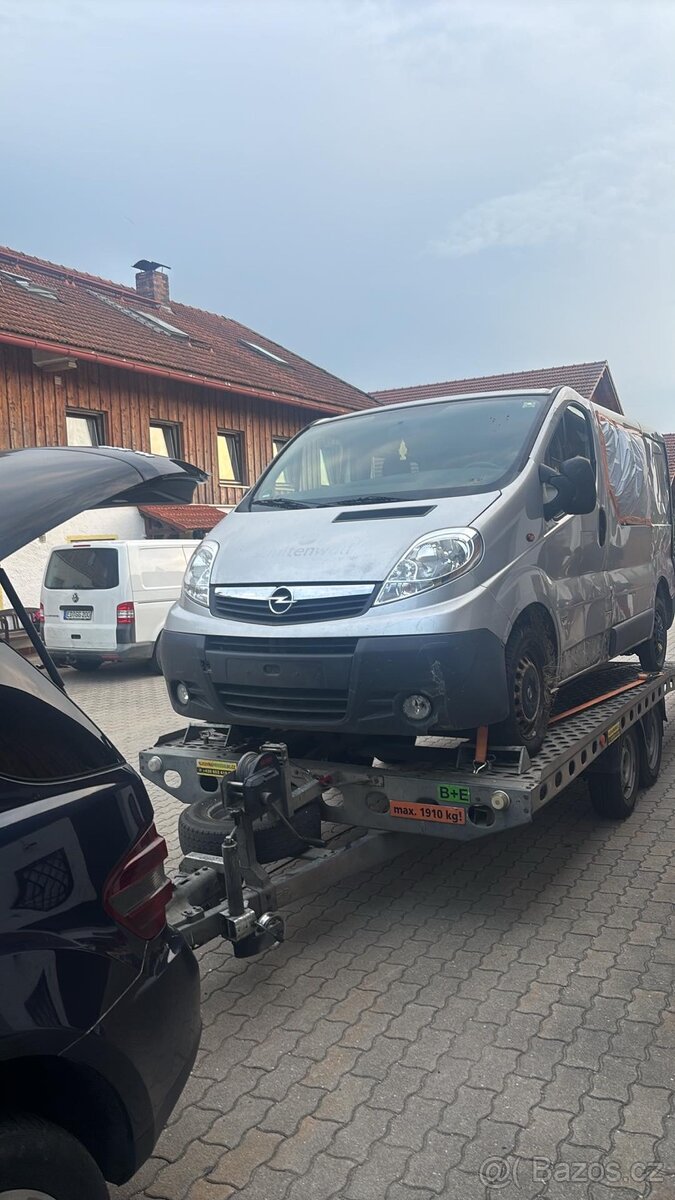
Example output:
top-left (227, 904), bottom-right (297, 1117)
top-left (63, 608), bottom-right (93, 621)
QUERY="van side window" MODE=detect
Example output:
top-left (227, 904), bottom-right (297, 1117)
top-left (137, 545), bottom-right (191, 589)
top-left (544, 404), bottom-right (595, 473)
top-left (0, 644), bottom-right (123, 796)
top-left (645, 439), bottom-right (671, 524)
top-left (597, 414), bottom-right (650, 524)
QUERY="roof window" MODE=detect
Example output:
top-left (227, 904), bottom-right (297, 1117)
top-left (239, 339), bottom-right (289, 365)
top-left (135, 310), bottom-right (189, 339)
top-left (89, 290), bottom-right (189, 340)
top-left (0, 269), bottom-right (57, 300)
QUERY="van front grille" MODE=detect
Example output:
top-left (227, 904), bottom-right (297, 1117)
top-left (210, 592), bottom-right (373, 624)
top-left (214, 683), bottom-right (348, 723)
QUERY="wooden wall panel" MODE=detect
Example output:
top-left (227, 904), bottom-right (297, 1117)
top-left (0, 344), bottom-right (323, 504)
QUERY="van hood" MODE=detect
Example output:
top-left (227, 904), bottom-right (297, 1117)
top-left (0, 446), bottom-right (207, 559)
top-left (213, 493), bottom-right (500, 584)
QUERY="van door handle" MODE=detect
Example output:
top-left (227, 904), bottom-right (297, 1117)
top-left (598, 506), bottom-right (607, 547)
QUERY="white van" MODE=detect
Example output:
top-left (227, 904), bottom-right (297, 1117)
top-left (41, 539), bottom-right (197, 671)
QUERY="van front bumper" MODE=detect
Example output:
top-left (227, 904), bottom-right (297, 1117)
top-left (160, 628), bottom-right (510, 736)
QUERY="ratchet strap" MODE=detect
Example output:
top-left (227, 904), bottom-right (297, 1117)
top-left (473, 725), bottom-right (489, 772)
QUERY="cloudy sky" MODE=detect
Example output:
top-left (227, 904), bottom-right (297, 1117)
top-left (1, 0), bottom-right (674, 424)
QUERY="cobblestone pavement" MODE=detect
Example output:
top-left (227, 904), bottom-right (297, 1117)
top-left (64, 662), bottom-right (675, 1200)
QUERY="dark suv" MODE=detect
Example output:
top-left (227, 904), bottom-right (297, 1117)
top-left (0, 447), bottom-right (206, 1197)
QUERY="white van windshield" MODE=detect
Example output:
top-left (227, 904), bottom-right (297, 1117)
top-left (250, 394), bottom-right (548, 508)
top-left (44, 547), bottom-right (119, 590)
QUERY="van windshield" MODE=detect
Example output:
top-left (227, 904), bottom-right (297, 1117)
top-left (250, 394), bottom-right (548, 508)
top-left (44, 547), bottom-right (119, 590)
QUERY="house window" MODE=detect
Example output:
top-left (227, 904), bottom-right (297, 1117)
top-left (272, 437), bottom-right (289, 457)
top-left (66, 410), bottom-right (105, 447)
top-left (150, 421), bottom-right (181, 458)
top-left (217, 431), bottom-right (245, 484)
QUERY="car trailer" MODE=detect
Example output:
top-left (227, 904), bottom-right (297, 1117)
top-left (140, 662), bottom-right (675, 959)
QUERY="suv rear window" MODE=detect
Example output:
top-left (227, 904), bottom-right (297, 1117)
top-left (0, 644), bottom-right (123, 792)
top-left (44, 547), bottom-right (119, 590)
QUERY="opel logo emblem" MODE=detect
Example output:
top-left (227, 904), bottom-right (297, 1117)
top-left (72, 593), bottom-right (79, 603)
top-left (268, 587), bottom-right (294, 615)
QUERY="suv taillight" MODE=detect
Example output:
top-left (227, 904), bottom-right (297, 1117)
top-left (103, 823), bottom-right (173, 940)
top-left (116, 601), bottom-right (135, 625)
top-left (35, 603), bottom-right (44, 624)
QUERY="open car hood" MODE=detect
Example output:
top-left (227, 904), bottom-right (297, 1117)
top-left (0, 446), bottom-right (207, 559)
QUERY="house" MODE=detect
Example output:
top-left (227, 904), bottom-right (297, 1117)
top-left (0, 246), bottom-right (372, 509)
top-left (372, 360), bottom-right (623, 413)
top-left (0, 245), bottom-right (372, 603)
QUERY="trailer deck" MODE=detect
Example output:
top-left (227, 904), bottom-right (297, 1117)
top-left (140, 661), bottom-right (675, 957)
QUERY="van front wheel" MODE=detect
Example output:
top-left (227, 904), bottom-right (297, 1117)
top-left (491, 622), bottom-right (554, 755)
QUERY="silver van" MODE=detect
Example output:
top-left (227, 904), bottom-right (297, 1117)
top-left (160, 387), bottom-right (675, 753)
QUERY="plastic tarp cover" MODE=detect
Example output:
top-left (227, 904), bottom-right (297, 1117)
top-left (597, 414), bottom-right (651, 524)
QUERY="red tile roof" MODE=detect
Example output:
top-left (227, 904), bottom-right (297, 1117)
top-left (373, 361), bottom-right (622, 413)
top-left (0, 246), bottom-right (372, 414)
top-left (662, 434), bottom-right (675, 480)
top-left (139, 504), bottom-right (225, 532)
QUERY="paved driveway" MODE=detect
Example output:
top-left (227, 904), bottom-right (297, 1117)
top-left (65, 664), bottom-right (675, 1200)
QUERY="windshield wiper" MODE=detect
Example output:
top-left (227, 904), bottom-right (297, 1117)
top-left (319, 495), bottom-right (405, 507)
top-left (252, 496), bottom-right (311, 509)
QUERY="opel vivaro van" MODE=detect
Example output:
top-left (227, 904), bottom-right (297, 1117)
top-left (42, 538), bottom-right (196, 671)
top-left (160, 387), bottom-right (675, 753)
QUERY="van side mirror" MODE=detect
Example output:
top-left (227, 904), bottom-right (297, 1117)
top-left (540, 456), bottom-right (597, 520)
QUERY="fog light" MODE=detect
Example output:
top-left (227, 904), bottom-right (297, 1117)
top-left (402, 693), bottom-right (432, 721)
top-left (175, 682), bottom-right (190, 706)
top-left (491, 790), bottom-right (510, 811)
top-left (147, 755), bottom-right (163, 773)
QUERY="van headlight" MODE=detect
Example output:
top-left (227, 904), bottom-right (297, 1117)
top-left (183, 540), bottom-right (218, 607)
top-left (374, 528), bottom-right (483, 605)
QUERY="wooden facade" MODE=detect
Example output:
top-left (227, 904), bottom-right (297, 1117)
top-left (0, 343), bottom-right (325, 505)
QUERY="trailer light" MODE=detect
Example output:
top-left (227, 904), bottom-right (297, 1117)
top-left (176, 682), bottom-right (190, 706)
top-left (491, 790), bottom-right (510, 811)
top-left (402, 694), bottom-right (432, 721)
top-left (147, 755), bottom-right (163, 773)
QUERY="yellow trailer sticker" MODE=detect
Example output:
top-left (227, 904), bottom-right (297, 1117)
top-left (197, 759), bottom-right (237, 777)
top-left (606, 722), bottom-right (622, 745)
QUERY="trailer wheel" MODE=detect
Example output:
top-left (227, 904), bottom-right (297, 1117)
top-left (178, 794), bottom-right (321, 862)
top-left (588, 726), bottom-right (640, 820)
top-left (638, 707), bottom-right (663, 788)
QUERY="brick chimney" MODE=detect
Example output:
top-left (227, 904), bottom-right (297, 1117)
top-left (133, 260), bottom-right (170, 306)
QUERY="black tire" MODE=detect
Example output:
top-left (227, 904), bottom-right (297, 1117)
top-left (637, 593), bottom-right (669, 672)
top-left (588, 726), bottom-right (640, 819)
top-left (638, 708), bottom-right (663, 789)
top-left (491, 619), bottom-right (554, 755)
top-left (178, 793), bottom-right (322, 863)
top-left (71, 658), bottom-right (103, 672)
top-left (0, 1113), bottom-right (108, 1199)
